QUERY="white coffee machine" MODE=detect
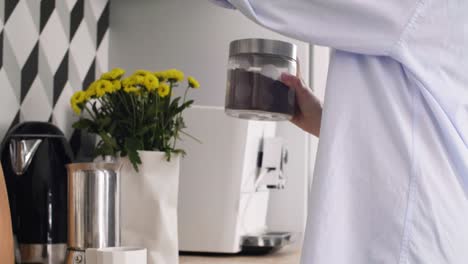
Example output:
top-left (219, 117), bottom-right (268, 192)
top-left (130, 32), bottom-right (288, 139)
top-left (178, 106), bottom-right (291, 254)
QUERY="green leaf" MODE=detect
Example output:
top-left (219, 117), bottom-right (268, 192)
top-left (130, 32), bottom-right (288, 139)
top-left (172, 149), bottom-right (187, 156)
top-left (92, 102), bottom-right (99, 116)
top-left (99, 131), bottom-right (118, 149)
top-left (99, 116), bottom-right (112, 128)
top-left (180, 130), bottom-right (202, 144)
top-left (95, 144), bottom-right (114, 157)
top-left (169, 97), bottom-right (181, 109)
top-left (175, 100), bottom-right (194, 114)
top-left (72, 118), bottom-right (94, 130)
top-left (124, 137), bottom-right (143, 171)
top-left (137, 124), bottom-right (157, 136)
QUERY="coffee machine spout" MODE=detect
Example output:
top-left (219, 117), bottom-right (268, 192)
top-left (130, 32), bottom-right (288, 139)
top-left (9, 139), bottom-right (43, 175)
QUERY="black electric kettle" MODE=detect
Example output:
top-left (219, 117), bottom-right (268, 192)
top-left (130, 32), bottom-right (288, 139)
top-left (0, 122), bottom-right (73, 263)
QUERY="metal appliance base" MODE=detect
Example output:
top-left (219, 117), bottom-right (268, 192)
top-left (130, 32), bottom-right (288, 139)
top-left (66, 249), bottom-right (86, 264)
top-left (19, 243), bottom-right (67, 263)
top-left (241, 232), bottom-right (293, 255)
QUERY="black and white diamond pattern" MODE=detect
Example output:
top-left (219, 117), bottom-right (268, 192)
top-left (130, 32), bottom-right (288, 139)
top-left (0, 0), bottom-right (110, 141)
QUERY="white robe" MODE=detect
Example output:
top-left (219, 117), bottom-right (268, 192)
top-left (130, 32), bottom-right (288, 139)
top-left (217, 0), bottom-right (468, 263)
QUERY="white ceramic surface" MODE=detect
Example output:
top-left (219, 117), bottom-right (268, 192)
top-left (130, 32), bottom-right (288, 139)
top-left (85, 247), bottom-right (147, 264)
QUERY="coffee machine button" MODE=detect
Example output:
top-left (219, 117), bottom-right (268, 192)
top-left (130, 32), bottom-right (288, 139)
top-left (74, 254), bottom-right (83, 263)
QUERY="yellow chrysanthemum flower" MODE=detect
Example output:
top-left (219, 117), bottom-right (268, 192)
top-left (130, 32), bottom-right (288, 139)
top-left (154, 71), bottom-right (167, 81)
top-left (96, 87), bottom-right (105, 97)
top-left (112, 68), bottom-right (125, 79)
top-left (71, 91), bottom-right (87, 104)
top-left (112, 80), bottom-right (122, 91)
top-left (187, 76), bottom-right (200, 89)
top-left (133, 69), bottom-right (152, 77)
top-left (100, 68), bottom-right (125, 80)
top-left (85, 85), bottom-right (96, 99)
top-left (165, 69), bottom-right (184, 82)
top-left (144, 74), bottom-right (159, 92)
top-left (95, 80), bottom-right (113, 96)
top-left (122, 75), bottom-right (144, 88)
top-left (158, 83), bottom-right (171, 97)
top-left (131, 75), bottom-right (145, 86)
top-left (86, 80), bottom-right (97, 92)
top-left (100, 72), bottom-right (113, 80)
top-left (85, 81), bottom-right (103, 98)
top-left (72, 103), bottom-right (81, 115)
top-left (124, 85), bottom-right (140, 94)
top-left (70, 91), bottom-right (87, 115)
top-left (122, 77), bottom-right (131, 87)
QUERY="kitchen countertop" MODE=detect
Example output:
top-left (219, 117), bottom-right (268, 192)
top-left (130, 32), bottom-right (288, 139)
top-left (180, 246), bottom-right (301, 264)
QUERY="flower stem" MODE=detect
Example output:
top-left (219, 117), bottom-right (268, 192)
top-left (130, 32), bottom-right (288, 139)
top-left (116, 91), bottom-right (130, 114)
top-left (83, 104), bottom-right (97, 120)
top-left (130, 94), bottom-right (137, 134)
top-left (172, 85), bottom-right (190, 150)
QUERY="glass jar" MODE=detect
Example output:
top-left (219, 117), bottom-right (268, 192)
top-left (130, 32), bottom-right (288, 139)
top-left (225, 39), bottom-right (297, 121)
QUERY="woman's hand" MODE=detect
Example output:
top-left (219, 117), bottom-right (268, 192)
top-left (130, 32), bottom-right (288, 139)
top-left (280, 67), bottom-right (322, 137)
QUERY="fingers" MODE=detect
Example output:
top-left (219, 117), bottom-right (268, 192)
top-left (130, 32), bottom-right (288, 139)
top-left (295, 57), bottom-right (316, 93)
top-left (281, 73), bottom-right (304, 93)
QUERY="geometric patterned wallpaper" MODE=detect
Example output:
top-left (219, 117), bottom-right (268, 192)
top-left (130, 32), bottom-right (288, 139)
top-left (0, 0), bottom-right (109, 142)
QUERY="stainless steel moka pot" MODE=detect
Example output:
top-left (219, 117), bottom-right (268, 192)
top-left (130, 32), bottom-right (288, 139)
top-left (65, 162), bottom-right (121, 264)
top-left (0, 122), bottom-right (73, 264)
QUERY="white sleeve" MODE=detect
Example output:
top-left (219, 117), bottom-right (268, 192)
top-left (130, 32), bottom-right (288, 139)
top-left (209, 0), bottom-right (236, 9)
top-left (227, 0), bottom-right (422, 55)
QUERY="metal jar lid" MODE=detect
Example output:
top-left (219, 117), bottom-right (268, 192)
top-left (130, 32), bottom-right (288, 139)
top-left (229, 38), bottom-right (297, 60)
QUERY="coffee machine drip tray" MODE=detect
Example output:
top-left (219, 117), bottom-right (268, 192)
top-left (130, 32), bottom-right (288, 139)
top-left (240, 232), bottom-right (293, 255)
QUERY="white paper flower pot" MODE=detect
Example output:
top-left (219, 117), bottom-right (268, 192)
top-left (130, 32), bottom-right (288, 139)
top-left (120, 151), bottom-right (180, 264)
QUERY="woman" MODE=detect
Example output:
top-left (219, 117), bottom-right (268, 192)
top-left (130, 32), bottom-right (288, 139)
top-left (212, 1), bottom-right (468, 263)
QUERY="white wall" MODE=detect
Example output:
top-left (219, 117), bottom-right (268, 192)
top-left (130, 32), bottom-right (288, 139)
top-left (109, 0), bottom-right (310, 106)
top-left (109, 0), bottom-right (316, 241)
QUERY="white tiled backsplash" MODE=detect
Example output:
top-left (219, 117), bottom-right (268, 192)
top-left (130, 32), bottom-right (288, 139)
top-left (0, 0), bottom-right (109, 144)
